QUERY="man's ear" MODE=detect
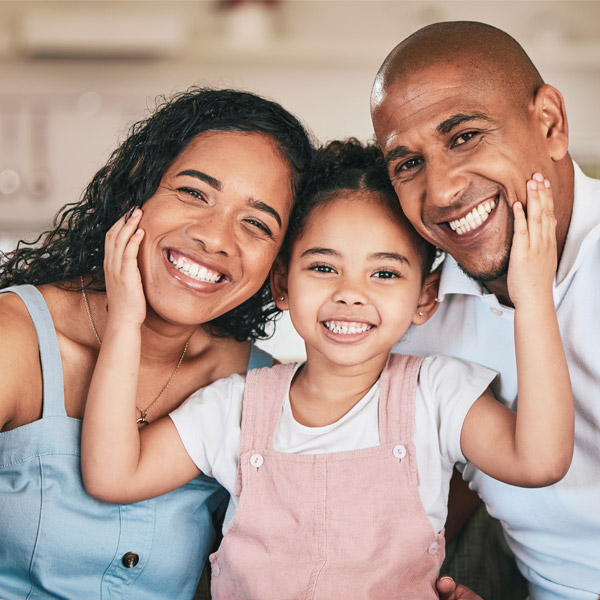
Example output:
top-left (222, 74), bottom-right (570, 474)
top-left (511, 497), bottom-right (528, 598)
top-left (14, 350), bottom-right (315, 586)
top-left (270, 257), bottom-right (290, 311)
top-left (412, 269), bottom-right (441, 325)
top-left (534, 84), bottom-right (569, 162)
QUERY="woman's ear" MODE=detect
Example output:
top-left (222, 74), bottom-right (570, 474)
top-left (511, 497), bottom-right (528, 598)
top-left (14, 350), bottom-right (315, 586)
top-left (270, 257), bottom-right (290, 311)
top-left (534, 84), bottom-right (569, 162)
top-left (412, 269), bottom-right (441, 325)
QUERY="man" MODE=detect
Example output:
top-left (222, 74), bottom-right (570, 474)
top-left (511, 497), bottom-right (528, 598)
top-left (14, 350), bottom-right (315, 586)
top-left (371, 21), bottom-right (600, 600)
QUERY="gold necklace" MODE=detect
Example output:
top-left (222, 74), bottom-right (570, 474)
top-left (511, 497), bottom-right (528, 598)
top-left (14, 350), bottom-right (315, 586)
top-left (80, 277), bottom-right (189, 426)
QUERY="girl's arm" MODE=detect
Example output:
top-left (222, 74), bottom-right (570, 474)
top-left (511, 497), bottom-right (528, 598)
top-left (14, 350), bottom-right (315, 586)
top-left (460, 174), bottom-right (573, 487)
top-left (81, 209), bottom-right (200, 503)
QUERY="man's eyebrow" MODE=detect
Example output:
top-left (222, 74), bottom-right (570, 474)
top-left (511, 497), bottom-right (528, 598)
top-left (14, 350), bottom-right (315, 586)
top-left (371, 251), bottom-right (411, 265)
top-left (384, 145), bottom-right (412, 165)
top-left (436, 112), bottom-right (489, 136)
top-left (248, 199), bottom-right (282, 228)
top-left (299, 247), bottom-right (339, 259)
top-left (176, 169), bottom-right (222, 191)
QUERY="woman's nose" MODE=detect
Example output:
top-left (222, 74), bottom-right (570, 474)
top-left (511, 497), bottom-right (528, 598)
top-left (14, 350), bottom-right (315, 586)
top-left (187, 214), bottom-right (237, 255)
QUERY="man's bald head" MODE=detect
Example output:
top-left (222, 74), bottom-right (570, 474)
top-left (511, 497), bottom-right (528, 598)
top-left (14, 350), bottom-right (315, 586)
top-left (372, 21), bottom-right (544, 113)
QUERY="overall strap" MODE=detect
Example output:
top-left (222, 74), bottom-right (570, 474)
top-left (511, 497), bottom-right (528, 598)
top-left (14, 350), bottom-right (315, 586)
top-left (0, 285), bottom-right (66, 418)
top-left (378, 353), bottom-right (425, 444)
top-left (235, 363), bottom-right (296, 495)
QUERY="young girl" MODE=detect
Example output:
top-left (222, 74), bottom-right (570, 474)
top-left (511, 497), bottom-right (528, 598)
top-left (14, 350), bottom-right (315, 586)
top-left (82, 140), bottom-right (573, 598)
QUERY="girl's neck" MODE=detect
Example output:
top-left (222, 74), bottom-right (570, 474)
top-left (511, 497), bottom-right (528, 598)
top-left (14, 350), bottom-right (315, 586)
top-left (289, 350), bottom-right (389, 427)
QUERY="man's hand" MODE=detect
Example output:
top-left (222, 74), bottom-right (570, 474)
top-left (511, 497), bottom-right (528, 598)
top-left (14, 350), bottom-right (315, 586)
top-left (437, 576), bottom-right (483, 600)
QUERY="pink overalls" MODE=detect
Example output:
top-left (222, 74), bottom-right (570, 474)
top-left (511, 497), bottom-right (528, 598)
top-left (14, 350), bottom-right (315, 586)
top-left (209, 353), bottom-right (445, 599)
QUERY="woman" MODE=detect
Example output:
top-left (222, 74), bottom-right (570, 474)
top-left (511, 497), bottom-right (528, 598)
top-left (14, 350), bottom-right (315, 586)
top-left (0, 87), bottom-right (314, 599)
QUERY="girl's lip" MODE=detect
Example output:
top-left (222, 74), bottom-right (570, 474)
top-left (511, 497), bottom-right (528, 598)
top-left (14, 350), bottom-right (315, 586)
top-left (320, 319), bottom-right (376, 344)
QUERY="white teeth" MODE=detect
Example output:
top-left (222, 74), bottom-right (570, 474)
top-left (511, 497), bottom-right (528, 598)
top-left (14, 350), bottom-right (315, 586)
top-left (449, 199), bottom-right (496, 235)
top-left (168, 253), bottom-right (223, 283)
top-left (323, 321), bottom-right (372, 335)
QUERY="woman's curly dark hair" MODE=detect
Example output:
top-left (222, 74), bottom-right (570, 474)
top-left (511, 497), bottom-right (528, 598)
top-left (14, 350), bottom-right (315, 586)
top-left (279, 138), bottom-right (437, 277)
top-left (0, 87), bottom-right (315, 341)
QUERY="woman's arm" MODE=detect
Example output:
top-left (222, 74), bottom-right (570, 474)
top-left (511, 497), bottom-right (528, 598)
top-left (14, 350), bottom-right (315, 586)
top-left (460, 175), bottom-right (573, 487)
top-left (81, 209), bottom-right (200, 503)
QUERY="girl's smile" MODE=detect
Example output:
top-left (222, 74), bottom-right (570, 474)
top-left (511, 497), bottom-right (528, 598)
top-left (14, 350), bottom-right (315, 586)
top-left (274, 191), bottom-right (437, 372)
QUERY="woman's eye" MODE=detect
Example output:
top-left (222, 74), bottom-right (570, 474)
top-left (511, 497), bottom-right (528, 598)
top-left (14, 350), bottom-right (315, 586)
top-left (178, 187), bottom-right (207, 202)
top-left (245, 218), bottom-right (273, 237)
top-left (452, 131), bottom-right (479, 147)
top-left (373, 269), bottom-right (400, 279)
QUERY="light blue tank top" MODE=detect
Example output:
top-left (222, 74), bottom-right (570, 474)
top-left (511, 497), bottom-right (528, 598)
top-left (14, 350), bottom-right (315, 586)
top-left (0, 285), bottom-right (273, 600)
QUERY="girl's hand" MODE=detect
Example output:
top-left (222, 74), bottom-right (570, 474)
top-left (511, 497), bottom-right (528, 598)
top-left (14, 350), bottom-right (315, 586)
top-left (103, 208), bottom-right (146, 326)
top-left (507, 173), bottom-right (557, 308)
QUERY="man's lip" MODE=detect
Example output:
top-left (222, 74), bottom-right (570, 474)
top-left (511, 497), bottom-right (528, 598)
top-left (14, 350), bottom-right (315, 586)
top-left (440, 194), bottom-right (500, 237)
top-left (165, 249), bottom-right (231, 284)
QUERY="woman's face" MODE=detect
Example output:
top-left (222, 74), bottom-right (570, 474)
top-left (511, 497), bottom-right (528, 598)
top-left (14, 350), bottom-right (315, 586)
top-left (137, 130), bottom-right (294, 326)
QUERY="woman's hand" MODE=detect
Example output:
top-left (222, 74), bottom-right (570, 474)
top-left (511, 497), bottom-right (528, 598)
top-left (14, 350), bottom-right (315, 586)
top-left (103, 208), bottom-right (146, 327)
top-left (507, 173), bottom-right (557, 308)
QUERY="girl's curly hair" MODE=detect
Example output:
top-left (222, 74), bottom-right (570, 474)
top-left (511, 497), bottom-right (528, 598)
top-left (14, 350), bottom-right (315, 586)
top-left (0, 87), bottom-right (315, 341)
top-left (279, 138), bottom-right (437, 277)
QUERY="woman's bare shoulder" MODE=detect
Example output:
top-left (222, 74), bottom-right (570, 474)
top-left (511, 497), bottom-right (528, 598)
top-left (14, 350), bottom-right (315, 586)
top-left (0, 290), bottom-right (44, 429)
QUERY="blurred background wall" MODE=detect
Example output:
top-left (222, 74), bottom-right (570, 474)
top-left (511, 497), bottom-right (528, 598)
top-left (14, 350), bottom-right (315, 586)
top-left (1, 0), bottom-right (599, 359)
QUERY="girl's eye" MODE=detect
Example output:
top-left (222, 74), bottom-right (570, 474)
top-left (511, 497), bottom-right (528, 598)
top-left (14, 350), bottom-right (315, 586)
top-left (452, 131), bottom-right (479, 147)
top-left (373, 269), bottom-right (400, 279)
top-left (245, 218), bottom-right (273, 237)
top-left (308, 263), bottom-right (336, 274)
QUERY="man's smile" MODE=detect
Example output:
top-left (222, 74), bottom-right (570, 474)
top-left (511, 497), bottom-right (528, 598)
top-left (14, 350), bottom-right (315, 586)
top-left (448, 197), bottom-right (497, 235)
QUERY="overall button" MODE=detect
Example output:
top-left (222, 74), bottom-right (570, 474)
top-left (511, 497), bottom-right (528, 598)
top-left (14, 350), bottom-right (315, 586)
top-left (489, 307), bottom-right (503, 316)
top-left (122, 552), bottom-right (139, 568)
top-left (428, 541), bottom-right (440, 555)
top-left (250, 453), bottom-right (264, 468)
top-left (392, 444), bottom-right (407, 459)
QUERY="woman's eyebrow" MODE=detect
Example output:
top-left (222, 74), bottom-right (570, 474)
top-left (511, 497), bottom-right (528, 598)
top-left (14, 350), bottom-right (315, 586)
top-left (247, 199), bottom-right (282, 228)
top-left (176, 169), bottom-right (221, 190)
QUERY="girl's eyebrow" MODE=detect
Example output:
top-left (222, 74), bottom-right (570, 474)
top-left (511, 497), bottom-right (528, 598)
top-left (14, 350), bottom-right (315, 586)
top-left (299, 247), bottom-right (338, 258)
top-left (371, 251), bottom-right (411, 265)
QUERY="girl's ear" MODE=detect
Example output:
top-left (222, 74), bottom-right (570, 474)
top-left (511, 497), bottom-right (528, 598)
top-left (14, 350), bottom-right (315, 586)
top-left (412, 269), bottom-right (441, 325)
top-left (270, 257), bottom-right (290, 311)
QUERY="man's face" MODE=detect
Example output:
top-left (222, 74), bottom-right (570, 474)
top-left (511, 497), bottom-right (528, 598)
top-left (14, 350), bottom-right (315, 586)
top-left (371, 63), bottom-right (550, 282)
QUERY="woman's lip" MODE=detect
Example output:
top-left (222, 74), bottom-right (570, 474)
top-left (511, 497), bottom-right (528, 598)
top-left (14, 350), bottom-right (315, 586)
top-left (164, 249), bottom-right (231, 288)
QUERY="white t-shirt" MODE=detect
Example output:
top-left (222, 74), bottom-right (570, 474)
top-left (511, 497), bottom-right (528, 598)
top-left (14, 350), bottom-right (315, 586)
top-left (171, 354), bottom-right (496, 535)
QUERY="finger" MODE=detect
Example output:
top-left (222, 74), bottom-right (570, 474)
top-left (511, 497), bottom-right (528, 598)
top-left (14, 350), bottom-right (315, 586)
top-left (540, 178), bottom-right (557, 243)
top-left (436, 575), bottom-right (456, 599)
top-left (122, 229), bottom-right (145, 272)
top-left (525, 176), bottom-right (543, 249)
top-left (511, 201), bottom-right (529, 253)
top-left (105, 209), bottom-right (143, 268)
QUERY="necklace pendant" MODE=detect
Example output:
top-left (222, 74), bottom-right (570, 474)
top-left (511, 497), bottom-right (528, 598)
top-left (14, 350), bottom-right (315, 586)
top-left (136, 416), bottom-right (149, 427)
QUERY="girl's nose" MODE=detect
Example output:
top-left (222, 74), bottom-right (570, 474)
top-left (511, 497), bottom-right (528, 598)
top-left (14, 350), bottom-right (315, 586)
top-left (332, 278), bottom-right (367, 306)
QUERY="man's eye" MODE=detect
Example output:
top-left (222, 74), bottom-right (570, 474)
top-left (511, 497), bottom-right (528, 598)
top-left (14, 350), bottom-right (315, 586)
top-left (453, 131), bottom-right (479, 147)
top-left (398, 157), bottom-right (423, 172)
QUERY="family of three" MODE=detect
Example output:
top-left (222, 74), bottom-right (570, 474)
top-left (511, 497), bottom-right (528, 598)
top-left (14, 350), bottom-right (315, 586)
top-left (0, 20), bottom-right (598, 600)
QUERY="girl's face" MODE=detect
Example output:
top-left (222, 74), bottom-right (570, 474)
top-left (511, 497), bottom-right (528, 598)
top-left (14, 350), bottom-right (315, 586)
top-left (275, 192), bottom-right (435, 370)
top-left (137, 130), bottom-right (294, 326)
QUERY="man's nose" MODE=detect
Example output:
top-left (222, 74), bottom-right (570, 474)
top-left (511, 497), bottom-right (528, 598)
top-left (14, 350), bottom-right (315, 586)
top-left (425, 155), bottom-right (467, 207)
